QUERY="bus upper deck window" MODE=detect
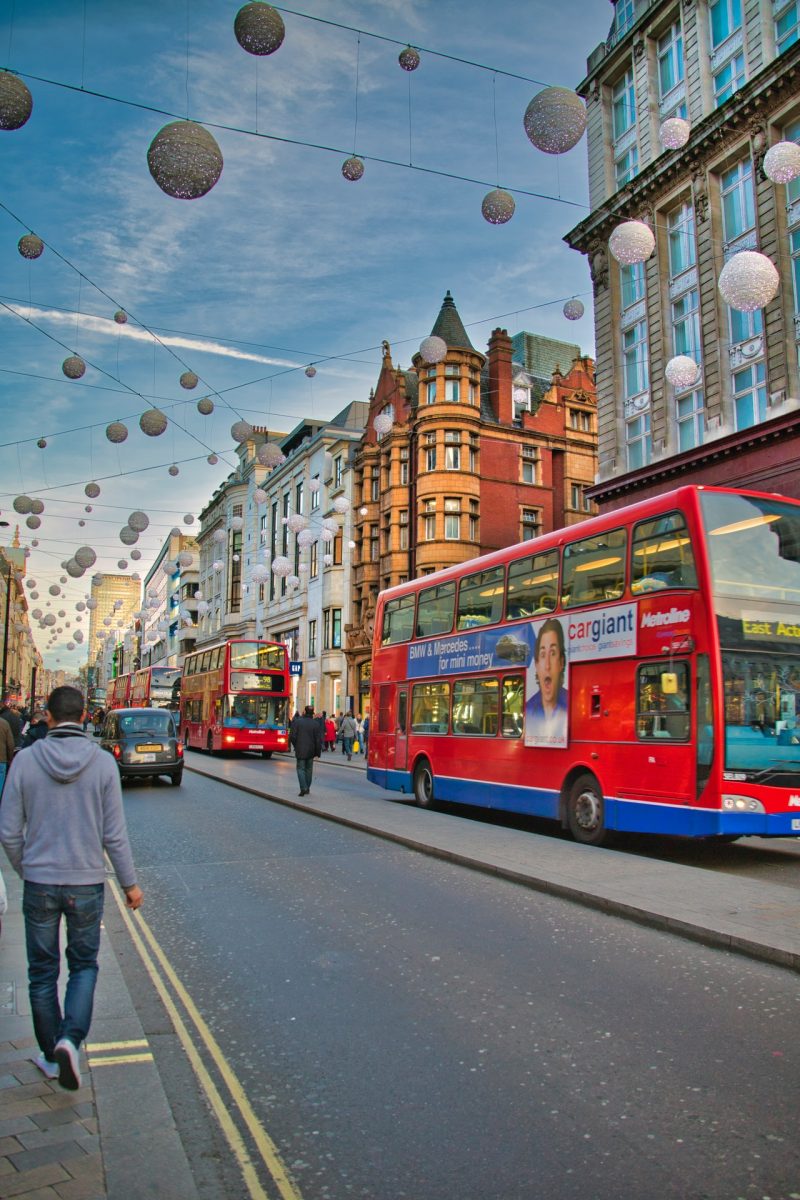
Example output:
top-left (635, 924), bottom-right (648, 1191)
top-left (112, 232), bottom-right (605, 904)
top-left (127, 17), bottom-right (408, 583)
top-left (631, 512), bottom-right (697, 592)
top-left (506, 550), bottom-right (559, 620)
top-left (562, 528), bottom-right (627, 608)
top-left (416, 581), bottom-right (456, 640)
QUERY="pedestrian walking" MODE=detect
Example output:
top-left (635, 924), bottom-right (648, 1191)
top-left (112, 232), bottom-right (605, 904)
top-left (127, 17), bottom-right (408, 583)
top-left (340, 711), bottom-right (357, 761)
top-left (355, 713), bottom-right (365, 753)
top-left (325, 715), bottom-right (336, 752)
top-left (0, 713), bottom-right (14, 799)
top-left (0, 685), bottom-right (143, 1091)
top-left (361, 714), bottom-right (370, 758)
top-left (289, 704), bottom-right (322, 796)
top-left (317, 709), bottom-right (328, 749)
top-left (19, 709), bottom-right (48, 749)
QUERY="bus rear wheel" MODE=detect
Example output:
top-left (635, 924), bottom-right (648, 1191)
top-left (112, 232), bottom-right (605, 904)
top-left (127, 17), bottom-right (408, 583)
top-left (567, 773), bottom-right (608, 847)
top-left (413, 759), bottom-right (436, 809)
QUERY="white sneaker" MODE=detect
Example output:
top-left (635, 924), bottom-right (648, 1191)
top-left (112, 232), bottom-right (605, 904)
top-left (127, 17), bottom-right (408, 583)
top-left (53, 1038), bottom-right (81, 1091)
top-left (33, 1053), bottom-right (59, 1080)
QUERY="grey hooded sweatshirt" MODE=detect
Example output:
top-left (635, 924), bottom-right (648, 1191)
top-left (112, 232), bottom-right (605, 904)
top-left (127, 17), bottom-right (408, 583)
top-left (0, 725), bottom-right (137, 888)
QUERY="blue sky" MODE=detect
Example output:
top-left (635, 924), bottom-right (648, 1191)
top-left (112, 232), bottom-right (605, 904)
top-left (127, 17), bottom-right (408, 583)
top-left (0, 0), bottom-right (613, 671)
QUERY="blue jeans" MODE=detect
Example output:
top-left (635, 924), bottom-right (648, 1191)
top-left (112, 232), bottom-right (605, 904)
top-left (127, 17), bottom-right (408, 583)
top-left (342, 737), bottom-right (353, 759)
top-left (295, 757), bottom-right (315, 793)
top-left (23, 882), bottom-right (105, 1058)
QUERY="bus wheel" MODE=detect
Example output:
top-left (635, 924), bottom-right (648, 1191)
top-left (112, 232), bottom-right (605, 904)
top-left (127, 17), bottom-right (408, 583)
top-left (413, 759), bottom-right (436, 809)
top-left (261, 751), bottom-right (272, 759)
top-left (567, 774), bottom-right (607, 846)
top-left (206, 732), bottom-right (214, 755)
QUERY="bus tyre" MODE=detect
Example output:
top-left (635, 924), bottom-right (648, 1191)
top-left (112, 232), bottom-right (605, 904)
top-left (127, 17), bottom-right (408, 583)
top-left (413, 759), bottom-right (435, 809)
top-left (567, 773), bottom-right (607, 847)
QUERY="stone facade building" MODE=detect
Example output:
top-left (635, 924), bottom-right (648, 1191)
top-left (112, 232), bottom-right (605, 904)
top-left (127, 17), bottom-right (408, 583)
top-left (565, 0), bottom-right (800, 511)
top-left (345, 292), bottom-right (597, 716)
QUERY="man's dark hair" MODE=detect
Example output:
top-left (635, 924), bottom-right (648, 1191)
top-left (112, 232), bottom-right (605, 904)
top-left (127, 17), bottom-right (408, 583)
top-left (303, 704), bottom-right (314, 716)
top-left (47, 685), bottom-right (85, 723)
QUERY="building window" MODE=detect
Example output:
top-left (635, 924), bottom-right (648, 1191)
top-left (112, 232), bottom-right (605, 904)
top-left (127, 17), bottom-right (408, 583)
top-left (371, 466), bottom-right (379, 501)
top-left (791, 226), bottom-right (800, 315)
top-left (615, 144), bottom-right (638, 188)
top-left (623, 320), bottom-right (649, 398)
top-left (776, 2), bottom-right (799, 53)
top-left (733, 362), bottom-right (767, 430)
top-left (295, 481), bottom-right (303, 515)
top-left (310, 542), bottom-right (318, 578)
top-left (729, 305), bottom-right (762, 346)
top-left (615, 0), bottom-right (634, 38)
top-left (667, 201), bottom-right (696, 277)
top-left (626, 410), bottom-right (652, 470)
top-left (710, 0), bottom-right (741, 49)
top-left (444, 497), bottom-right (461, 540)
top-left (521, 445), bottom-right (538, 484)
top-left (612, 66), bottom-right (636, 140)
top-left (399, 447), bottom-right (409, 485)
top-left (714, 52), bottom-right (745, 106)
top-left (671, 289), bottom-right (701, 364)
top-left (570, 409), bottom-right (592, 432)
top-left (720, 159), bottom-right (754, 244)
top-left (323, 608), bottom-right (342, 650)
top-left (232, 504), bottom-right (243, 518)
top-left (468, 498), bottom-right (479, 541)
top-left (620, 260), bottom-right (645, 309)
top-left (445, 431), bottom-right (461, 470)
top-left (658, 22), bottom-right (684, 100)
top-left (310, 478), bottom-right (320, 512)
top-left (334, 456), bottom-right (343, 488)
top-left (422, 498), bottom-right (436, 541)
top-left (425, 378), bottom-right (437, 404)
top-left (308, 619), bottom-right (317, 659)
top-left (520, 508), bottom-right (540, 541)
top-left (425, 445), bottom-right (437, 471)
top-left (676, 389), bottom-right (705, 452)
top-left (445, 376), bottom-right (460, 401)
top-left (399, 508), bottom-right (409, 550)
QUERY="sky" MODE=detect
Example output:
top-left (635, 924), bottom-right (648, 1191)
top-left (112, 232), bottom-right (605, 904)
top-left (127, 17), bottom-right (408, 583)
top-left (0, 0), bottom-right (614, 673)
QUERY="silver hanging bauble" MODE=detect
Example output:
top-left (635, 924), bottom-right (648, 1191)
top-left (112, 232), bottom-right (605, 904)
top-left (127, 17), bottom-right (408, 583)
top-left (147, 120), bottom-right (223, 200)
top-left (399, 46), bottom-right (420, 71)
top-left (106, 421), bottom-right (128, 443)
top-left (481, 189), bottom-right (515, 225)
top-left (62, 355), bottom-right (86, 379)
top-left (197, 396), bottom-right (214, 414)
top-left (0, 71), bottom-right (33, 130)
top-left (180, 371), bottom-right (198, 389)
top-left (523, 87), bottom-right (586, 155)
top-left (342, 156), bottom-right (365, 181)
top-left (234, 3), bottom-right (285, 55)
top-left (18, 233), bottom-right (44, 259)
top-left (139, 408), bottom-right (168, 436)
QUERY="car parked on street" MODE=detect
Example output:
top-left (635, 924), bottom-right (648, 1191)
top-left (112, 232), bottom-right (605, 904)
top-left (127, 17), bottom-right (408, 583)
top-left (99, 706), bottom-right (183, 785)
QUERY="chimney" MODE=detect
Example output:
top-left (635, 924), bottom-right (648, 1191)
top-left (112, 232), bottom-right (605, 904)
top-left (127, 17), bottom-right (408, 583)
top-left (487, 328), bottom-right (513, 424)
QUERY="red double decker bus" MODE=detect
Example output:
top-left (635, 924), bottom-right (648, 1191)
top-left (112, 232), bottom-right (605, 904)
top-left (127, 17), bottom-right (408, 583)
top-left (180, 639), bottom-right (290, 756)
top-left (106, 673), bottom-right (132, 709)
top-left (130, 666), bottom-right (182, 710)
top-left (369, 485), bottom-right (800, 845)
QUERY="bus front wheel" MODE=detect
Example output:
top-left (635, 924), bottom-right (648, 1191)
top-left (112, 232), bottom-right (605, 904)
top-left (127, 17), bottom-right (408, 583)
top-left (567, 774), bottom-right (608, 847)
top-left (413, 759), bottom-right (436, 809)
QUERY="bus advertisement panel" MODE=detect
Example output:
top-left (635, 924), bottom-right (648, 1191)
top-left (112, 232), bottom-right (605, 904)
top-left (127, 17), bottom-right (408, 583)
top-left (368, 485), bottom-right (800, 845)
top-left (180, 639), bottom-right (290, 756)
top-left (130, 666), bottom-right (182, 710)
top-left (106, 674), bottom-right (132, 710)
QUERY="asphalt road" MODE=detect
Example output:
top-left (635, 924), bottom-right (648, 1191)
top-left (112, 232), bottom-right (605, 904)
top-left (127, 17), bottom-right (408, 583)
top-left (116, 765), bottom-right (800, 1200)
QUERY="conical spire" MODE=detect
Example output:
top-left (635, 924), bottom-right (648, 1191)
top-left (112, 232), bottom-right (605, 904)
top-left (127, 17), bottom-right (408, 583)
top-left (429, 290), bottom-right (475, 351)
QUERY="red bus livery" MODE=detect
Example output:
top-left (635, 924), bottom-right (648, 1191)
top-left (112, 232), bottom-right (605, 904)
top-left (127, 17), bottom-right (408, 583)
top-left (106, 673), bottom-right (132, 709)
top-left (368, 485), bottom-right (800, 844)
top-left (130, 665), bottom-right (182, 710)
top-left (180, 639), bottom-right (290, 756)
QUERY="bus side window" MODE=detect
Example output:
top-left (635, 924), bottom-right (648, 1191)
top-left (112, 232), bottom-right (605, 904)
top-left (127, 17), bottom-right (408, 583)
top-left (562, 528), bottom-right (627, 608)
top-left (631, 511), bottom-right (697, 593)
top-left (416, 582), bottom-right (456, 640)
top-left (501, 675), bottom-right (524, 737)
top-left (506, 550), bottom-right (559, 620)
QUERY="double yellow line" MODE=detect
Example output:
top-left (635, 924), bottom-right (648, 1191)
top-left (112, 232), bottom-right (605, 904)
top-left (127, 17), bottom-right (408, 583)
top-left (108, 880), bottom-right (304, 1200)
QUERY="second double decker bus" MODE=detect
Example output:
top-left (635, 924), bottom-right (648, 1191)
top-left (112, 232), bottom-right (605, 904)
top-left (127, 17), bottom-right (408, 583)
top-left (106, 673), bottom-right (132, 709)
top-left (368, 485), bottom-right (800, 845)
top-left (180, 638), bottom-right (290, 756)
top-left (130, 665), bottom-right (182, 710)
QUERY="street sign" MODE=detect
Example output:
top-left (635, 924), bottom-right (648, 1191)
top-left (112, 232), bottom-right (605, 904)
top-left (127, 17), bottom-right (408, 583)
top-left (289, 660), bottom-right (303, 676)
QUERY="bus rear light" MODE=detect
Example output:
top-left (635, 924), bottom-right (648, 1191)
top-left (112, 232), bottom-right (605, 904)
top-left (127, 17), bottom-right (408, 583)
top-left (722, 795), bottom-right (764, 813)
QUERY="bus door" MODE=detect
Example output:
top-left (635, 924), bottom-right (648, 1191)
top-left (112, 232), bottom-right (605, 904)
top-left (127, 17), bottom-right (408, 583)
top-left (394, 689), bottom-right (409, 771)
top-left (624, 660), bottom-right (695, 817)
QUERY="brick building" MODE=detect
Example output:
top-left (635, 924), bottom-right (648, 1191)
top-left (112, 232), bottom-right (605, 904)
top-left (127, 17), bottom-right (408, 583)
top-left (345, 291), bottom-right (597, 714)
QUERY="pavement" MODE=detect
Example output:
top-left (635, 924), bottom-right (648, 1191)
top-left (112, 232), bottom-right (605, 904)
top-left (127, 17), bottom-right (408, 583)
top-left (2, 748), bottom-right (800, 1198)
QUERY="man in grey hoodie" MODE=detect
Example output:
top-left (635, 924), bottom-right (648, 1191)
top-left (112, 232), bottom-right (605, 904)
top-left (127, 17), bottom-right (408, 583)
top-left (0, 685), bottom-right (143, 1091)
